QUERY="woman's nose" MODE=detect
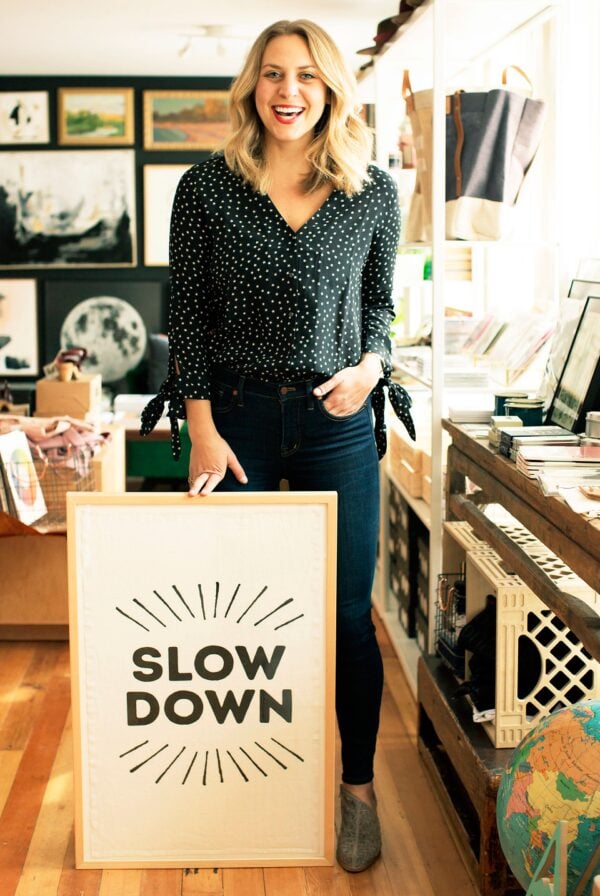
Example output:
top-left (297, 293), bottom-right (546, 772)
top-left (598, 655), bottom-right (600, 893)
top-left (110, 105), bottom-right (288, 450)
top-left (278, 76), bottom-right (299, 97)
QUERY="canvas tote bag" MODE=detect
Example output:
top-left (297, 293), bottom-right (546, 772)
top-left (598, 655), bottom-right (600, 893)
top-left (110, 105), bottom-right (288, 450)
top-left (403, 68), bottom-right (546, 241)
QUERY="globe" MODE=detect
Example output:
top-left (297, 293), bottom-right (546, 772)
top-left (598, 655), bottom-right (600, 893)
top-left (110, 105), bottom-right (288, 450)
top-left (496, 700), bottom-right (600, 896)
top-left (60, 296), bottom-right (147, 383)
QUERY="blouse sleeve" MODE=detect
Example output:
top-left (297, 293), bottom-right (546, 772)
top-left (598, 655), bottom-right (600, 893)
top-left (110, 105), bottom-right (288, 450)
top-left (360, 174), bottom-right (400, 370)
top-left (140, 167), bottom-right (213, 458)
top-left (362, 174), bottom-right (416, 455)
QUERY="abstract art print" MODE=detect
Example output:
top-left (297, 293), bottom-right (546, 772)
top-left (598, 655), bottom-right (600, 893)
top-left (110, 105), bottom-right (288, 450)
top-left (43, 280), bottom-right (164, 385)
top-left (58, 87), bottom-right (134, 145)
top-left (0, 278), bottom-right (39, 375)
top-left (0, 429), bottom-right (47, 526)
top-left (68, 492), bottom-right (336, 867)
top-left (0, 91), bottom-right (49, 144)
top-left (0, 150), bottom-right (136, 267)
top-left (143, 90), bottom-right (231, 150)
top-left (143, 164), bottom-right (192, 266)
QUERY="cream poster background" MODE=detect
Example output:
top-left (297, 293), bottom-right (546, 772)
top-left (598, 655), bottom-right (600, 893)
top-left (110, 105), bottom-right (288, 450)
top-left (68, 494), bottom-right (336, 867)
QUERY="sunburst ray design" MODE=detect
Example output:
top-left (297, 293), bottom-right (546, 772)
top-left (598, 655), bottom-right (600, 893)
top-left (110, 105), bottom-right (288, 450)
top-left (116, 581), bottom-right (303, 631)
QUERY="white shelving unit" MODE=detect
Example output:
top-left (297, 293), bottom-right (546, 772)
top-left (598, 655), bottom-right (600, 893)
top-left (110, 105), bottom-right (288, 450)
top-left (370, 0), bottom-right (560, 690)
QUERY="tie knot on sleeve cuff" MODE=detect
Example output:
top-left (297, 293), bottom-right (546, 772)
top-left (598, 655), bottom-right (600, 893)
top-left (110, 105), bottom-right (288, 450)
top-left (371, 379), bottom-right (416, 459)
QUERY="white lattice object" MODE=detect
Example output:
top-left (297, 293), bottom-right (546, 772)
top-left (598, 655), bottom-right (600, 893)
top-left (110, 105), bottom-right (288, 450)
top-left (465, 550), bottom-right (600, 748)
top-left (497, 522), bottom-right (597, 600)
top-left (443, 521), bottom-right (491, 573)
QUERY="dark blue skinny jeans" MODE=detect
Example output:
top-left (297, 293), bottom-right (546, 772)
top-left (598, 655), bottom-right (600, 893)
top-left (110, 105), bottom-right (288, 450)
top-left (210, 369), bottom-right (383, 785)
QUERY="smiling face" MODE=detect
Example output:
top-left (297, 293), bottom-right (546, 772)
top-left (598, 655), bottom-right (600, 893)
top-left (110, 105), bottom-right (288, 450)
top-left (254, 33), bottom-right (329, 150)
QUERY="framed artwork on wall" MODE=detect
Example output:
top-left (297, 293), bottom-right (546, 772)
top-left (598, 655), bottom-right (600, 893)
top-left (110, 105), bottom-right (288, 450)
top-left (0, 150), bottom-right (137, 268)
top-left (57, 87), bottom-right (134, 145)
top-left (143, 164), bottom-right (192, 266)
top-left (143, 90), bottom-right (231, 150)
top-left (67, 492), bottom-right (336, 867)
top-left (547, 295), bottom-right (600, 432)
top-left (43, 280), bottom-right (164, 385)
top-left (0, 278), bottom-right (39, 376)
top-left (0, 91), bottom-right (49, 144)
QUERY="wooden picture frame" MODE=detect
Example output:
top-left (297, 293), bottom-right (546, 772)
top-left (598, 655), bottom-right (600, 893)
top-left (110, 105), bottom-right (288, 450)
top-left (58, 87), bottom-right (134, 145)
top-left (67, 492), bottom-right (337, 868)
top-left (143, 90), bottom-right (230, 150)
top-left (143, 164), bottom-right (192, 266)
top-left (547, 295), bottom-right (600, 432)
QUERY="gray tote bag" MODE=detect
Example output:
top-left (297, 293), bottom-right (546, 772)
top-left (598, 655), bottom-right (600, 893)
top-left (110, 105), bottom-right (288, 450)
top-left (404, 68), bottom-right (546, 241)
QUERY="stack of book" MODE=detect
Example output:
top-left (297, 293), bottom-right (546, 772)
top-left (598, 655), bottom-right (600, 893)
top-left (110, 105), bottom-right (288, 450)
top-left (497, 426), bottom-right (579, 459)
top-left (488, 415), bottom-right (523, 448)
top-left (515, 444), bottom-right (600, 479)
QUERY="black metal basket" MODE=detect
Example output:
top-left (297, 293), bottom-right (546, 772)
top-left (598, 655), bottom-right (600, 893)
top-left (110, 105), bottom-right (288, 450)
top-left (434, 572), bottom-right (467, 677)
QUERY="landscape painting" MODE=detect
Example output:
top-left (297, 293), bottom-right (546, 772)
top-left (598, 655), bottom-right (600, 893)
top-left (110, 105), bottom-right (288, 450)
top-left (143, 90), bottom-right (230, 150)
top-left (0, 150), bottom-right (136, 267)
top-left (58, 87), bottom-right (134, 145)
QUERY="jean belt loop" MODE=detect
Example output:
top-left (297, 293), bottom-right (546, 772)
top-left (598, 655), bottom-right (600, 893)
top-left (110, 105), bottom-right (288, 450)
top-left (237, 374), bottom-right (245, 407)
top-left (305, 378), bottom-right (314, 411)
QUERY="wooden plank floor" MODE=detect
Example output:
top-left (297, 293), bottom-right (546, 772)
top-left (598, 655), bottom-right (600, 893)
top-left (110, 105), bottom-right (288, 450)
top-left (0, 618), bottom-right (479, 896)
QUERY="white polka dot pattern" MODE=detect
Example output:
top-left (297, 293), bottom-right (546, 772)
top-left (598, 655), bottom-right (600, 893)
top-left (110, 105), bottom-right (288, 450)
top-left (141, 152), bottom-right (415, 457)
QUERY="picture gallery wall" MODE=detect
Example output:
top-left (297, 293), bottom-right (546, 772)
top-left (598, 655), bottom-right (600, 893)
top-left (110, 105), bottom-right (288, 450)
top-left (0, 74), bottom-right (232, 396)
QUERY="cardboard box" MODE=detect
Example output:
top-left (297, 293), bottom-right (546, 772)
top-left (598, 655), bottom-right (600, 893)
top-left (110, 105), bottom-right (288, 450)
top-left (0, 533), bottom-right (68, 637)
top-left (35, 374), bottom-right (102, 419)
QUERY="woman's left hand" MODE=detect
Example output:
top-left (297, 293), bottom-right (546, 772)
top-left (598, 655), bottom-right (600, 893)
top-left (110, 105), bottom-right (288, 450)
top-left (313, 354), bottom-right (382, 417)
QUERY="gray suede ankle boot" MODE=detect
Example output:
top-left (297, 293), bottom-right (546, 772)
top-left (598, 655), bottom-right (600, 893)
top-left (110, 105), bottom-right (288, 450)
top-left (336, 786), bottom-right (381, 873)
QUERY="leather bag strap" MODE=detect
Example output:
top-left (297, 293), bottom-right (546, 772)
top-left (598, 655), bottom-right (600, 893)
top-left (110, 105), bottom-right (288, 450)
top-left (452, 91), bottom-right (464, 198)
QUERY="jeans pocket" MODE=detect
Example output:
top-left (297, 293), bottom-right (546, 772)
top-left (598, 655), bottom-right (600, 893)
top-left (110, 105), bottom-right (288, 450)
top-left (315, 398), bottom-right (367, 422)
top-left (210, 380), bottom-right (237, 415)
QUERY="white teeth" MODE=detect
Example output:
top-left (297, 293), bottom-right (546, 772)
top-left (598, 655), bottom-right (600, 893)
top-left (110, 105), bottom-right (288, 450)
top-left (274, 106), bottom-right (303, 114)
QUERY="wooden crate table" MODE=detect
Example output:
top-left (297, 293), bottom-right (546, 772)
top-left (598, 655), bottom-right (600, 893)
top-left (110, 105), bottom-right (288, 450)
top-left (415, 421), bottom-right (600, 896)
top-left (418, 656), bottom-right (521, 896)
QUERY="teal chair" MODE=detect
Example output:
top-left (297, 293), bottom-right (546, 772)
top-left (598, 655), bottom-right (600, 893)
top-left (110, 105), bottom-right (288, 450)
top-left (126, 422), bottom-right (191, 483)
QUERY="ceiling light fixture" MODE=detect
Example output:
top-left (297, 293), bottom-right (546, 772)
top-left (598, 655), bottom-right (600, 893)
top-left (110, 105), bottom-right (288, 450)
top-left (176, 23), bottom-right (251, 60)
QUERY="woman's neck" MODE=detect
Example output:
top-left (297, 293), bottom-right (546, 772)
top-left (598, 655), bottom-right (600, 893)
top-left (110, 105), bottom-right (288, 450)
top-left (264, 137), bottom-right (313, 186)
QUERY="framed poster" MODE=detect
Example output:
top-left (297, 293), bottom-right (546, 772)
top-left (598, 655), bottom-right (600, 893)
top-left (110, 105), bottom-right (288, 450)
top-left (143, 90), bottom-right (230, 150)
top-left (0, 150), bottom-right (136, 268)
top-left (43, 280), bottom-right (164, 384)
top-left (567, 278), bottom-right (600, 301)
top-left (548, 295), bottom-right (600, 432)
top-left (67, 492), bottom-right (336, 867)
top-left (143, 164), bottom-right (192, 266)
top-left (58, 87), bottom-right (134, 145)
top-left (0, 278), bottom-right (39, 375)
top-left (0, 91), bottom-right (49, 144)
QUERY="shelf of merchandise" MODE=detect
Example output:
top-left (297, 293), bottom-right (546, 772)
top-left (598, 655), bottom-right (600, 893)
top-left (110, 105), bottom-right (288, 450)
top-left (370, 0), bottom-right (559, 668)
top-left (373, 462), bottom-right (425, 696)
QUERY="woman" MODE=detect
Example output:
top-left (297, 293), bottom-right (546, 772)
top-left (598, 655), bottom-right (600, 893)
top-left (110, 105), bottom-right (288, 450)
top-left (141, 18), bottom-right (414, 873)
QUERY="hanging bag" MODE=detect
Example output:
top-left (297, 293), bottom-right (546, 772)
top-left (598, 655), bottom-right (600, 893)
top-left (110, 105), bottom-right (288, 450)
top-left (403, 67), bottom-right (547, 241)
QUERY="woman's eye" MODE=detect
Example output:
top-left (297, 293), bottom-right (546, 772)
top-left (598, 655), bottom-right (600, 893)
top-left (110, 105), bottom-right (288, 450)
top-left (264, 71), bottom-right (281, 79)
top-left (300, 73), bottom-right (316, 80)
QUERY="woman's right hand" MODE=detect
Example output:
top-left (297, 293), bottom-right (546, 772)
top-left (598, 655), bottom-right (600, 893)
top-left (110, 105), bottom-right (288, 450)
top-left (184, 397), bottom-right (247, 496)
top-left (187, 429), bottom-right (247, 496)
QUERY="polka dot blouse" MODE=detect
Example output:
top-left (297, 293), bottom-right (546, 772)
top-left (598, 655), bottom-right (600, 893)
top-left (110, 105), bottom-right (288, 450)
top-left (141, 152), bottom-right (415, 458)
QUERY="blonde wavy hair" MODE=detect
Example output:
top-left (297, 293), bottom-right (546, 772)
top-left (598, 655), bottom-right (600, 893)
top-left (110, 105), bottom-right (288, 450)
top-left (223, 19), bottom-right (372, 196)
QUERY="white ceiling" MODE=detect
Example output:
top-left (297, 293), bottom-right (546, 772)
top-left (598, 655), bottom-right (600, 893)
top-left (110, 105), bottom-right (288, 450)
top-left (2, 0), bottom-right (397, 77)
